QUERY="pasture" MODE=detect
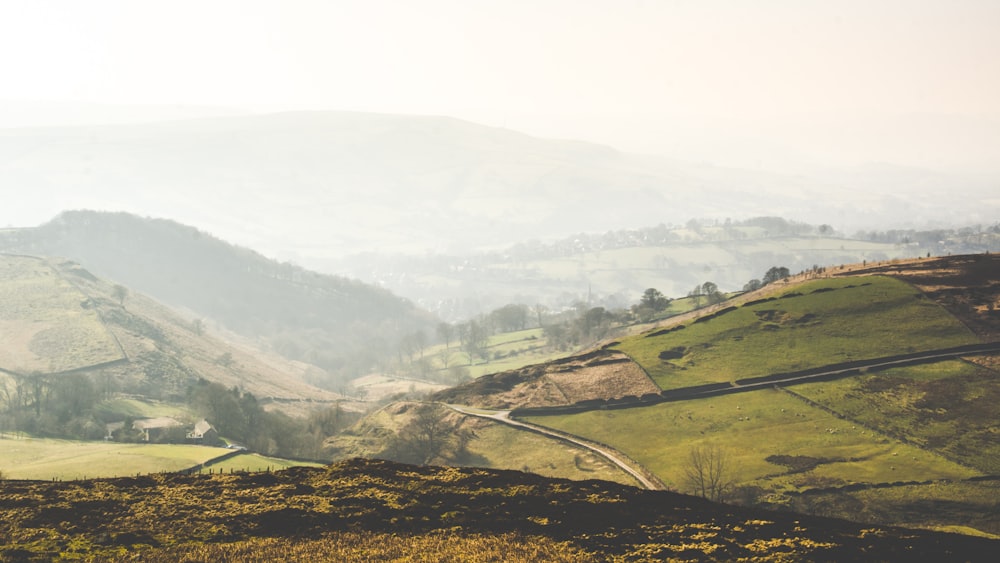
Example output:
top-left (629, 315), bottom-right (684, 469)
top-left (427, 327), bottom-right (570, 380)
top-left (0, 435), bottom-right (225, 480)
top-left (790, 359), bottom-right (1000, 473)
top-left (520, 386), bottom-right (979, 494)
top-left (461, 419), bottom-right (636, 486)
top-left (615, 276), bottom-right (980, 390)
top-left (205, 453), bottom-right (324, 473)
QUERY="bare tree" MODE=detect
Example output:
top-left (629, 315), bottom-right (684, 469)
top-left (382, 403), bottom-right (471, 465)
top-left (436, 322), bottom-right (454, 350)
top-left (683, 444), bottom-right (736, 502)
top-left (532, 303), bottom-right (549, 328)
top-left (113, 284), bottom-right (129, 307)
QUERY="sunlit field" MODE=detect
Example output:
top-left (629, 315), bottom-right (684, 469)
top-left (616, 276), bottom-right (979, 390)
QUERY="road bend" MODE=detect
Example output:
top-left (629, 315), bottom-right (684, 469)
top-left (447, 404), bottom-right (665, 490)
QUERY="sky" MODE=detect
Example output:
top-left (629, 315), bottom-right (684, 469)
top-left (1, 0), bottom-right (998, 164)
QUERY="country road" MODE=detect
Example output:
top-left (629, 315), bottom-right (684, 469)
top-left (666, 341), bottom-right (1000, 402)
top-left (447, 405), bottom-right (665, 490)
top-left (443, 342), bottom-right (1000, 491)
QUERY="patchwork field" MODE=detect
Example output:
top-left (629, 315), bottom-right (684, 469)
top-left (616, 276), bottom-right (980, 390)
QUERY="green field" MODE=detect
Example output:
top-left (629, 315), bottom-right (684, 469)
top-left (328, 404), bottom-right (636, 486)
top-left (521, 387), bottom-right (979, 494)
top-left (791, 360), bottom-right (1000, 473)
top-left (428, 327), bottom-right (570, 379)
top-left (205, 453), bottom-right (325, 473)
top-left (0, 256), bottom-right (123, 374)
top-left (615, 276), bottom-right (980, 390)
top-left (0, 436), bottom-right (226, 480)
top-left (0, 436), bottom-right (326, 480)
top-left (461, 421), bottom-right (637, 486)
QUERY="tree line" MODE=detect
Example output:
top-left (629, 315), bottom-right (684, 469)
top-left (0, 371), bottom-right (355, 461)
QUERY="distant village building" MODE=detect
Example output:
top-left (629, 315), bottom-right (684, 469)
top-left (104, 421), bottom-right (125, 440)
top-left (186, 419), bottom-right (218, 444)
top-left (105, 417), bottom-right (218, 444)
top-left (132, 417), bottom-right (184, 442)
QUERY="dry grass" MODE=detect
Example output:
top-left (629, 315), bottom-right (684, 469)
top-left (0, 256), bottom-right (123, 373)
top-left (2, 458), bottom-right (994, 562)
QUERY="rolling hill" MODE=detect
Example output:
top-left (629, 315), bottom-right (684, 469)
top-left (3, 110), bottom-right (996, 264)
top-left (0, 253), bottom-right (340, 405)
top-left (0, 210), bottom-right (437, 385)
top-left (388, 254), bottom-right (1000, 536)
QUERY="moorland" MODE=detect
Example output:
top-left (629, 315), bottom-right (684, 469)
top-left (1, 458), bottom-right (996, 562)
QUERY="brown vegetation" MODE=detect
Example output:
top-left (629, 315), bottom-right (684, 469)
top-left (1, 458), bottom-right (996, 561)
top-left (433, 349), bottom-right (658, 409)
top-left (844, 253), bottom-right (1000, 340)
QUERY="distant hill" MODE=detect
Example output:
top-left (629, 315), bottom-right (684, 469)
top-left (330, 217), bottom-right (1000, 319)
top-left (2, 110), bottom-right (995, 266)
top-left (0, 253), bottom-right (339, 404)
top-left (1, 458), bottom-right (995, 561)
top-left (0, 210), bottom-right (436, 385)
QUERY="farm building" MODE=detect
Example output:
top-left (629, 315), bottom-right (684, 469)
top-left (132, 417), bottom-right (184, 442)
top-left (186, 419), bottom-right (219, 444)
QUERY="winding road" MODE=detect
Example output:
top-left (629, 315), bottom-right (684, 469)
top-left (446, 342), bottom-right (1000, 491)
top-left (447, 404), bottom-right (665, 490)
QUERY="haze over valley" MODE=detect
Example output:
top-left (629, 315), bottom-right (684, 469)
top-left (2, 2), bottom-right (999, 559)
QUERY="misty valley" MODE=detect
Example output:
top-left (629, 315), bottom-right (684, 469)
top-left (1, 207), bottom-right (999, 560)
top-left (4, 1), bottom-right (1000, 558)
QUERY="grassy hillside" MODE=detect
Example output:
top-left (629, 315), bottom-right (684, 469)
top-left (326, 402), bottom-right (636, 486)
top-left (0, 255), bottom-right (123, 374)
top-left (0, 253), bottom-right (341, 405)
top-left (521, 388), bottom-right (979, 492)
top-left (616, 275), bottom-right (980, 390)
top-left (1, 458), bottom-right (995, 561)
top-left (428, 255), bottom-right (999, 535)
top-left (0, 210), bottom-right (436, 386)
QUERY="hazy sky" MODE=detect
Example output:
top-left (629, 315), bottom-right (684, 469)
top-left (2, 0), bottom-right (999, 167)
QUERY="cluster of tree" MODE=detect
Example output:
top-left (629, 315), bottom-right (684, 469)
top-left (687, 282), bottom-right (725, 309)
top-left (543, 304), bottom-right (621, 351)
top-left (742, 266), bottom-right (791, 292)
top-left (394, 303), bottom-right (543, 377)
top-left (186, 379), bottom-right (355, 459)
top-left (0, 370), bottom-right (355, 461)
top-left (631, 288), bottom-right (672, 322)
top-left (378, 403), bottom-right (472, 466)
top-left (0, 372), bottom-right (112, 440)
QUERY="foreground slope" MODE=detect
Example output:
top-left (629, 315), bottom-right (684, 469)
top-left (1, 458), bottom-right (996, 562)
